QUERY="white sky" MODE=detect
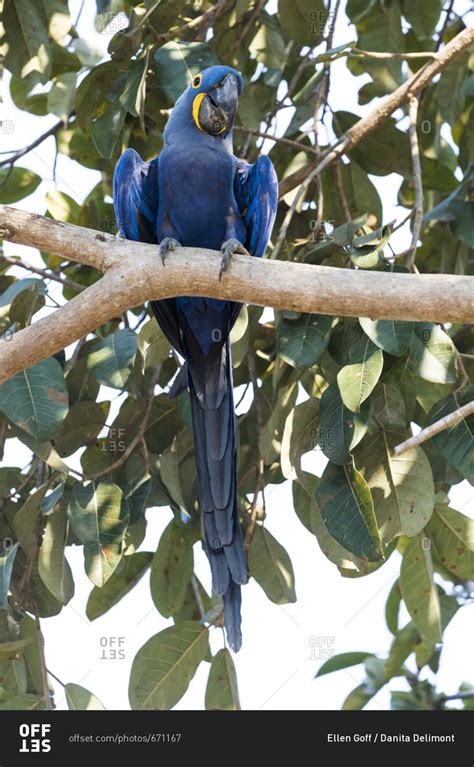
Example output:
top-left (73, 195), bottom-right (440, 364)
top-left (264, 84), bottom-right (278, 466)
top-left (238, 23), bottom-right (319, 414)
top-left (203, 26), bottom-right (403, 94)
top-left (0, 0), bottom-right (473, 710)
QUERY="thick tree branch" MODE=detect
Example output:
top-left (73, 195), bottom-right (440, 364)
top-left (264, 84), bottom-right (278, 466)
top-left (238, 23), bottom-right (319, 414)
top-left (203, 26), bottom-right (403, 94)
top-left (393, 400), bottom-right (474, 456)
top-left (0, 205), bottom-right (473, 384)
top-left (279, 25), bottom-right (474, 198)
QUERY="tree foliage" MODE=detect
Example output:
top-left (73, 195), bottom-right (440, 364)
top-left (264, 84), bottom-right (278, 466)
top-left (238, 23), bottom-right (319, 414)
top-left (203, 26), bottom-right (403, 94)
top-left (0, 0), bottom-right (473, 711)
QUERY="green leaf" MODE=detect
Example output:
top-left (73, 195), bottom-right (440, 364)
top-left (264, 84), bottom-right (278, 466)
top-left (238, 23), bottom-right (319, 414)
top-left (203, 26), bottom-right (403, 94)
top-left (426, 387), bottom-right (474, 483)
top-left (337, 338), bottom-right (383, 413)
top-left (451, 202), bottom-right (474, 248)
top-left (259, 382), bottom-right (298, 465)
top-left (47, 71), bottom-right (75, 122)
top-left (278, 0), bottom-right (326, 46)
top-left (205, 649), bottom-right (241, 710)
top-left (150, 521), bottom-right (194, 618)
top-left (154, 42), bottom-right (219, 103)
top-left (334, 111), bottom-right (411, 177)
top-left (129, 622), bottom-right (209, 710)
top-left (372, 382), bottom-right (407, 427)
top-left (401, 0), bottom-right (443, 39)
top-left (13, 483), bottom-right (49, 558)
top-left (91, 101), bottom-right (126, 160)
top-left (67, 482), bottom-right (129, 587)
top-left (359, 317), bottom-right (413, 357)
top-left (400, 535), bottom-right (442, 643)
top-left (137, 319), bottom-right (171, 372)
top-left (0, 358), bottom-right (69, 441)
top-left (407, 324), bottom-right (457, 384)
top-left (315, 651), bottom-right (373, 678)
top-left (385, 579), bottom-right (402, 635)
top-left (54, 401), bottom-right (108, 457)
top-left (350, 223), bottom-right (392, 268)
top-left (86, 551), bottom-right (153, 620)
top-left (0, 692), bottom-right (42, 710)
top-left (0, 543), bottom-right (19, 610)
top-left (46, 189), bottom-right (80, 223)
top-left (249, 12), bottom-right (287, 70)
top-left (281, 397), bottom-right (320, 482)
top-left (65, 683), bottom-right (105, 711)
top-left (354, 426), bottom-right (434, 545)
top-left (248, 525), bottom-right (296, 605)
top-left (428, 504), bottom-right (474, 581)
top-left (87, 329), bottom-right (137, 389)
top-left (0, 166), bottom-right (41, 204)
top-left (277, 313), bottom-right (333, 369)
top-left (38, 506), bottom-right (74, 604)
top-left (315, 461), bottom-right (383, 561)
top-left (317, 384), bottom-right (371, 465)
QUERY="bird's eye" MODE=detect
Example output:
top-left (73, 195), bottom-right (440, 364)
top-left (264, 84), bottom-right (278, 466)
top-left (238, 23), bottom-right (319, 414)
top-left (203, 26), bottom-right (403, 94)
top-left (192, 74), bottom-right (202, 89)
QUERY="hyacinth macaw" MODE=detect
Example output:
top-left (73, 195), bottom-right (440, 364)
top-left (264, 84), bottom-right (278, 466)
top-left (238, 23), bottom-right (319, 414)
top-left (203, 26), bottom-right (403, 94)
top-left (113, 65), bottom-right (278, 651)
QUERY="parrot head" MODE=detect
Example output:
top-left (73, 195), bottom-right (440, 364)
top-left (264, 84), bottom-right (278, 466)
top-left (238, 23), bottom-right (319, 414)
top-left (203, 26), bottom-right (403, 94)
top-left (164, 65), bottom-right (244, 143)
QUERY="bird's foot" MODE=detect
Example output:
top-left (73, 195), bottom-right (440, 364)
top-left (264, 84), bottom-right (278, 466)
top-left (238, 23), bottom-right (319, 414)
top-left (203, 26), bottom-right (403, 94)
top-left (219, 238), bottom-right (249, 280)
top-left (159, 237), bottom-right (181, 266)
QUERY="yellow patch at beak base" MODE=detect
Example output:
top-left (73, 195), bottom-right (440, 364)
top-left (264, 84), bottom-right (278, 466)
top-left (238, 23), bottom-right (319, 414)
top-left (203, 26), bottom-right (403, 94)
top-left (192, 93), bottom-right (206, 131)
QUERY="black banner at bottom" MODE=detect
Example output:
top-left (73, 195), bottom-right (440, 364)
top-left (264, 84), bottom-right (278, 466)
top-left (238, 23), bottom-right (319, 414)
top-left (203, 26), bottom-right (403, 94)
top-left (0, 710), bottom-right (471, 764)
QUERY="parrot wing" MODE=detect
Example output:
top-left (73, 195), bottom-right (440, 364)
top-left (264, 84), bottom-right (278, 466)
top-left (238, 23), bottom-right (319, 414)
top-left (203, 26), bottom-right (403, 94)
top-left (234, 154), bottom-right (279, 259)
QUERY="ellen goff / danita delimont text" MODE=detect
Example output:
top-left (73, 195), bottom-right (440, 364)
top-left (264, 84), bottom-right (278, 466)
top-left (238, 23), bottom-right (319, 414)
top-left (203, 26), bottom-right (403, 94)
top-left (327, 733), bottom-right (455, 743)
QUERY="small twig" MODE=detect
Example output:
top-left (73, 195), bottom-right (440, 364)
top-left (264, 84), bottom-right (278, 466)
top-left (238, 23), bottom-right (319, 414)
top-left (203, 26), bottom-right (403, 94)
top-left (393, 400), bottom-right (474, 455)
top-left (234, 126), bottom-right (318, 155)
top-left (351, 47), bottom-right (437, 60)
top-left (85, 364), bottom-right (161, 480)
top-left (0, 417), bottom-right (7, 462)
top-left (0, 115), bottom-right (73, 169)
top-left (1, 255), bottom-right (84, 292)
top-left (46, 667), bottom-right (66, 688)
top-left (243, 349), bottom-right (265, 552)
top-left (438, 689), bottom-right (474, 703)
top-left (404, 96), bottom-right (423, 270)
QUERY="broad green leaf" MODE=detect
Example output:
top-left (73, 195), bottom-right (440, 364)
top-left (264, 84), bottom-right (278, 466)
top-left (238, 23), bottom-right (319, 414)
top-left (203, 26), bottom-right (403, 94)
top-left (0, 167), bottom-right (41, 204)
top-left (137, 319), bottom-right (171, 372)
top-left (315, 652), bottom-right (373, 678)
top-left (65, 683), bottom-right (105, 711)
top-left (315, 461), bottom-right (382, 561)
top-left (384, 622), bottom-right (418, 681)
top-left (18, 615), bottom-right (43, 695)
top-left (407, 323), bottom-right (457, 384)
top-left (91, 101), bottom-right (126, 159)
top-left (0, 278), bottom-right (46, 321)
top-left (400, 535), bottom-right (442, 643)
top-left (278, 0), bottom-right (325, 46)
top-left (205, 649), bottom-right (241, 710)
top-left (0, 543), bottom-right (19, 610)
top-left (0, 358), bottom-right (68, 441)
top-left (0, 692), bottom-right (42, 710)
top-left (150, 521), bottom-right (194, 618)
top-left (259, 382), bottom-right (297, 465)
top-left (0, 639), bottom-right (32, 662)
top-left (129, 622), bottom-right (209, 710)
top-left (427, 505), bottom-right (474, 581)
top-left (249, 12), bottom-right (287, 70)
top-left (248, 525), bottom-right (296, 605)
top-left (337, 337), bottom-right (383, 413)
top-left (46, 189), bottom-right (80, 223)
top-left (342, 684), bottom-right (376, 710)
top-left (385, 579), bottom-right (402, 635)
top-left (350, 224), bottom-right (392, 269)
top-left (67, 482), bottom-right (129, 587)
top-left (11, 425), bottom-right (72, 475)
top-left (372, 382), bottom-right (407, 427)
top-left (87, 329), bottom-right (137, 389)
top-left (38, 506), bottom-right (74, 604)
top-left (173, 576), bottom-right (211, 624)
top-left (278, 314), bottom-right (333, 369)
top-left (334, 112), bottom-right (411, 177)
top-left (359, 317), bottom-right (413, 357)
top-left (354, 426), bottom-right (434, 544)
top-left (401, 0), bottom-right (443, 38)
top-left (54, 401), bottom-right (108, 457)
top-left (281, 397), bottom-right (319, 481)
top-left (154, 42), bottom-right (219, 103)
top-left (47, 71), bottom-right (75, 121)
top-left (317, 384), bottom-right (371, 465)
top-left (13, 484), bottom-right (49, 558)
top-left (426, 387), bottom-right (474, 483)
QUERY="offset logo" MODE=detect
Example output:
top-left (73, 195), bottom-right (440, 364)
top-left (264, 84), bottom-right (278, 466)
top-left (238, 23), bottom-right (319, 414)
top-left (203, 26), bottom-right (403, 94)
top-left (19, 724), bottom-right (51, 753)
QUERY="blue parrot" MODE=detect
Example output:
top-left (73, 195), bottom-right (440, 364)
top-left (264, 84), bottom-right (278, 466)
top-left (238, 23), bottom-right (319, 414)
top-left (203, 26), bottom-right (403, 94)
top-left (113, 65), bottom-right (278, 651)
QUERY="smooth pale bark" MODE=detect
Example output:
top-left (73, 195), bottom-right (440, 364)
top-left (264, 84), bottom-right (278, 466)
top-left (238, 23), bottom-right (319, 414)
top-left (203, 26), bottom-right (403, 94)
top-left (0, 205), bottom-right (472, 384)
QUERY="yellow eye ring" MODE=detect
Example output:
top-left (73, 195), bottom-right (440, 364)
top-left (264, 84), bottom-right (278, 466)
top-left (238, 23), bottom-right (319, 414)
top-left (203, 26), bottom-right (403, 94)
top-left (192, 74), bottom-right (202, 89)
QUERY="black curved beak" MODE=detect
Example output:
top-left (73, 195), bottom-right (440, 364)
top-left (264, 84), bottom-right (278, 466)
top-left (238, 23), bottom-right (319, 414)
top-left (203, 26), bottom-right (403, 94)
top-left (198, 73), bottom-right (239, 136)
